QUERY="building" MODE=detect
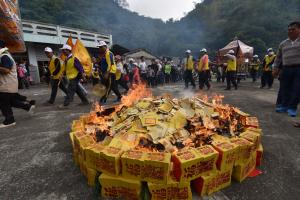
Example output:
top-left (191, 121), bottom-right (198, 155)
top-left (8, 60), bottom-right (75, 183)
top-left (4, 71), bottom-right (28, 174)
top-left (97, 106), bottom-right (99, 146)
top-left (15, 20), bottom-right (112, 83)
top-left (123, 48), bottom-right (159, 65)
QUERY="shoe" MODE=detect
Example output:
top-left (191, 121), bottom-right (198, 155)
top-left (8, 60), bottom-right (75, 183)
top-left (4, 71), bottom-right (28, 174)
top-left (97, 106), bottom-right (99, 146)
top-left (287, 109), bottom-right (297, 117)
top-left (28, 105), bottom-right (35, 115)
top-left (29, 100), bottom-right (36, 105)
top-left (259, 86), bottom-right (264, 89)
top-left (78, 101), bottom-right (90, 106)
top-left (293, 122), bottom-right (300, 128)
top-left (43, 101), bottom-right (53, 106)
top-left (0, 121), bottom-right (16, 128)
top-left (113, 98), bottom-right (122, 103)
top-left (276, 106), bottom-right (288, 113)
top-left (58, 104), bottom-right (69, 109)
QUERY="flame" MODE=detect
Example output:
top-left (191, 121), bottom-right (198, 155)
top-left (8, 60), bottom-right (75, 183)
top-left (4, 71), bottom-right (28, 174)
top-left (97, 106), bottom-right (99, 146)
top-left (116, 84), bottom-right (152, 112)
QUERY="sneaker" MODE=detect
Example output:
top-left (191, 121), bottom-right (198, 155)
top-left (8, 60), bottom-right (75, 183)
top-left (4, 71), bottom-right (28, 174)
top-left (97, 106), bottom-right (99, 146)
top-left (276, 106), bottom-right (288, 113)
top-left (287, 109), bottom-right (297, 117)
top-left (0, 121), bottom-right (16, 128)
top-left (28, 105), bottom-right (35, 115)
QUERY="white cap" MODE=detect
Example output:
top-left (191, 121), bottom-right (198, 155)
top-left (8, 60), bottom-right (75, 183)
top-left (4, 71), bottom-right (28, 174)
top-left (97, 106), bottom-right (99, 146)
top-left (186, 50), bottom-right (191, 54)
top-left (128, 58), bottom-right (134, 62)
top-left (60, 44), bottom-right (72, 51)
top-left (133, 62), bottom-right (139, 66)
top-left (267, 48), bottom-right (273, 52)
top-left (253, 55), bottom-right (258, 58)
top-left (44, 47), bottom-right (53, 53)
top-left (200, 48), bottom-right (207, 53)
top-left (97, 41), bottom-right (107, 47)
top-left (228, 50), bottom-right (235, 54)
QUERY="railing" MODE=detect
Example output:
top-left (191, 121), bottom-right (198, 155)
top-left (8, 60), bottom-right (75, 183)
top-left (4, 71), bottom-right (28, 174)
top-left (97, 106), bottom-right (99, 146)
top-left (21, 20), bottom-right (112, 47)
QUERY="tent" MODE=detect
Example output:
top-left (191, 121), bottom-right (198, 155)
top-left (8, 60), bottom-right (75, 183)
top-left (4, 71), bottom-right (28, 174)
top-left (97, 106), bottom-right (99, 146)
top-left (218, 39), bottom-right (254, 66)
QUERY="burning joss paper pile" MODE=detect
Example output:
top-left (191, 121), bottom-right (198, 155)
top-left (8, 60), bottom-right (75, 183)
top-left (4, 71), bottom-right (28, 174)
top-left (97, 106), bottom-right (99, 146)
top-left (70, 85), bottom-right (263, 200)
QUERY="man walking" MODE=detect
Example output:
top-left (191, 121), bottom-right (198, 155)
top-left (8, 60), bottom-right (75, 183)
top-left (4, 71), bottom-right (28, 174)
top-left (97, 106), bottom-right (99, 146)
top-left (261, 48), bottom-right (276, 89)
top-left (224, 50), bottom-right (238, 90)
top-left (60, 44), bottom-right (89, 108)
top-left (44, 47), bottom-right (68, 104)
top-left (273, 21), bottom-right (300, 118)
top-left (183, 50), bottom-right (196, 89)
top-left (97, 41), bottom-right (122, 103)
top-left (198, 48), bottom-right (211, 90)
top-left (0, 40), bottom-right (35, 128)
top-left (250, 55), bottom-right (260, 82)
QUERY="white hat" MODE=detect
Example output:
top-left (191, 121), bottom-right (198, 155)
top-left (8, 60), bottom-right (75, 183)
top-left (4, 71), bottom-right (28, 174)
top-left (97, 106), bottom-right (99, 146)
top-left (60, 44), bottom-right (72, 51)
top-left (267, 48), bottom-right (273, 52)
top-left (186, 50), bottom-right (191, 54)
top-left (228, 50), bottom-right (235, 54)
top-left (253, 55), bottom-right (258, 58)
top-left (200, 48), bottom-right (207, 53)
top-left (128, 58), bottom-right (134, 62)
top-left (44, 47), bottom-right (53, 53)
top-left (97, 41), bottom-right (107, 47)
top-left (133, 62), bottom-right (138, 66)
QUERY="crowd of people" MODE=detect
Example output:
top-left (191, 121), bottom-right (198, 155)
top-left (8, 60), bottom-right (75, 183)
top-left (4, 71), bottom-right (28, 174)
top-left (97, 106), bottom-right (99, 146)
top-left (0, 21), bottom-right (299, 128)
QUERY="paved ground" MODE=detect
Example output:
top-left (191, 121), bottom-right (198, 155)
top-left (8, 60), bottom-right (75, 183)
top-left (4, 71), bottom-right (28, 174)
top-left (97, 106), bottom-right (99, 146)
top-left (0, 80), bottom-right (299, 200)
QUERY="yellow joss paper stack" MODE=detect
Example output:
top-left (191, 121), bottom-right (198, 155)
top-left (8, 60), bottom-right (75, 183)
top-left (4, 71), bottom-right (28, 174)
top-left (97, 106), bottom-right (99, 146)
top-left (121, 150), bottom-right (145, 180)
top-left (99, 174), bottom-right (142, 200)
top-left (148, 176), bottom-right (192, 200)
top-left (142, 152), bottom-right (171, 184)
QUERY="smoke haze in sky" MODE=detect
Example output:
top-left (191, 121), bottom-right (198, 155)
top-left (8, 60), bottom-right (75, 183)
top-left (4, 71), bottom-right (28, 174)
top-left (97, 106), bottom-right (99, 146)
top-left (126, 0), bottom-right (202, 21)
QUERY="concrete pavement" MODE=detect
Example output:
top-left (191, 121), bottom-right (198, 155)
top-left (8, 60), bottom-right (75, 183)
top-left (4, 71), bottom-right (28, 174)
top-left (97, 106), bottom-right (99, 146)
top-left (0, 80), bottom-right (299, 200)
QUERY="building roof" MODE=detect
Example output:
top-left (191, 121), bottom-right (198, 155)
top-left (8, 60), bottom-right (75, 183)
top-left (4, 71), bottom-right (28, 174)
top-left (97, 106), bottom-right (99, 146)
top-left (123, 48), bottom-right (158, 59)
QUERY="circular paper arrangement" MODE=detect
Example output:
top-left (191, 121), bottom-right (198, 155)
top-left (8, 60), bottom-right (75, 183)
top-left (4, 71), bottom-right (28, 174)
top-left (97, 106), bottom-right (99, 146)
top-left (70, 86), bottom-right (263, 200)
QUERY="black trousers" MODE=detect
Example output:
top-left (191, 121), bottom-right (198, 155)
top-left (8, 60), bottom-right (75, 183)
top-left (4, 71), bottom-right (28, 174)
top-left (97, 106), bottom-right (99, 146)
top-left (100, 73), bottom-right (122, 102)
top-left (226, 71), bottom-right (237, 89)
top-left (250, 69), bottom-right (258, 82)
top-left (116, 76), bottom-right (129, 91)
top-left (165, 73), bottom-right (171, 83)
top-left (198, 70), bottom-right (211, 89)
top-left (64, 78), bottom-right (88, 106)
top-left (49, 79), bottom-right (68, 103)
top-left (261, 71), bottom-right (273, 88)
top-left (280, 66), bottom-right (300, 110)
top-left (0, 92), bottom-right (31, 123)
top-left (184, 70), bottom-right (195, 88)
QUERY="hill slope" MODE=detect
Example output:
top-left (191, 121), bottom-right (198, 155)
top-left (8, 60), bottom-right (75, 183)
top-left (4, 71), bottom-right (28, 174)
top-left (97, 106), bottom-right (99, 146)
top-left (19, 0), bottom-right (300, 57)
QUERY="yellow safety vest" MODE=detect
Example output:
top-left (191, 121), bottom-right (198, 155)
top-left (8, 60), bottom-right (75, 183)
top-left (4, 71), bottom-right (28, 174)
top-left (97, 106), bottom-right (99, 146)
top-left (185, 55), bottom-right (194, 71)
top-left (250, 61), bottom-right (260, 71)
top-left (105, 50), bottom-right (117, 74)
top-left (65, 56), bottom-right (79, 80)
top-left (48, 56), bottom-right (64, 79)
top-left (198, 54), bottom-right (209, 71)
top-left (264, 55), bottom-right (276, 71)
top-left (226, 58), bottom-right (237, 72)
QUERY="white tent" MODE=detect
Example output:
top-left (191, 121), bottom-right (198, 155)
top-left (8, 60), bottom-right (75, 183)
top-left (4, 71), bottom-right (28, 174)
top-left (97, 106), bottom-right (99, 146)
top-left (219, 39), bottom-right (254, 58)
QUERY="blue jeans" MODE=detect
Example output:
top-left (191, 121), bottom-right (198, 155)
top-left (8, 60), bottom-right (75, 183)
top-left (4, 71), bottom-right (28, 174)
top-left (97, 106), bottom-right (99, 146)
top-left (281, 66), bottom-right (300, 110)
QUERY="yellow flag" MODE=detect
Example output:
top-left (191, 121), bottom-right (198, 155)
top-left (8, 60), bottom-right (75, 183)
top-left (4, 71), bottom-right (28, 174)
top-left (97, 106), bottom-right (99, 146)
top-left (73, 39), bottom-right (92, 76)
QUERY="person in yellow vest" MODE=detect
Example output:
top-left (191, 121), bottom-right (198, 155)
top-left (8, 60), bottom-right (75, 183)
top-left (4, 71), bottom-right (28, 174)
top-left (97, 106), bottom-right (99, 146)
top-left (60, 44), bottom-right (89, 107)
top-left (224, 50), bottom-right (238, 90)
top-left (183, 49), bottom-right (196, 88)
top-left (260, 48), bottom-right (276, 89)
top-left (91, 57), bottom-right (100, 86)
top-left (44, 47), bottom-right (68, 104)
top-left (198, 48), bottom-right (211, 90)
top-left (97, 41), bottom-right (122, 104)
top-left (249, 55), bottom-right (261, 82)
